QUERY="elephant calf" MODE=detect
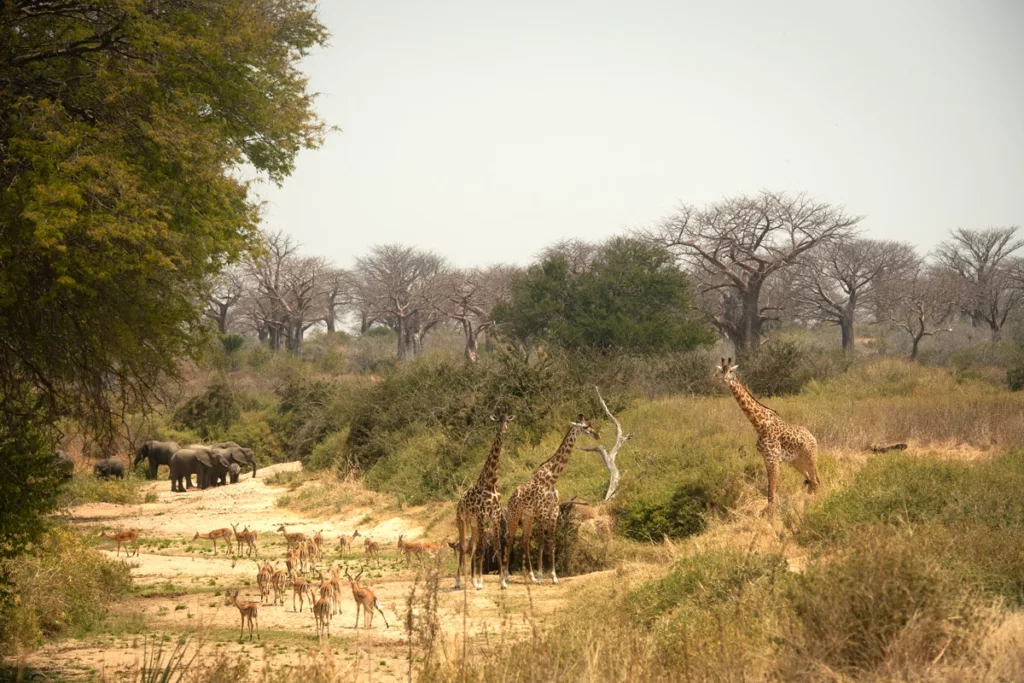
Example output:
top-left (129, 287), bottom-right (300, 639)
top-left (94, 458), bottom-right (126, 480)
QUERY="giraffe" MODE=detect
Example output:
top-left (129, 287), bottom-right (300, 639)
top-left (501, 414), bottom-right (599, 589)
top-left (717, 358), bottom-right (819, 520)
top-left (454, 414), bottom-right (514, 590)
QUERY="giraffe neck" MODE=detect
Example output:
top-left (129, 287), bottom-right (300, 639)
top-left (533, 426), bottom-right (579, 490)
top-left (729, 379), bottom-right (777, 429)
top-left (476, 422), bottom-right (508, 491)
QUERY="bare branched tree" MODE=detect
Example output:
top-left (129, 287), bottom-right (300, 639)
top-left (886, 263), bottom-right (957, 360)
top-left (579, 387), bottom-right (632, 501)
top-left (794, 239), bottom-right (918, 352)
top-left (204, 264), bottom-right (247, 334)
top-left (243, 230), bottom-right (329, 354)
top-left (645, 191), bottom-right (862, 357)
top-left (428, 265), bottom-right (515, 362)
top-left (935, 227), bottom-right (1024, 341)
top-left (351, 245), bottom-right (446, 359)
top-left (320, 268), bottom-right (352, 335)
top-left (539, 239), bottom-right (599, 275)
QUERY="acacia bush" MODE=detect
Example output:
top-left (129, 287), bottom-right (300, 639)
top-left (0, 526), bottom-right (132, 653)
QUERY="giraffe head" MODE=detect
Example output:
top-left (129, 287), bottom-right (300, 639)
top-left (716, 357), bottom-right (739, 385)
top-left (570, 414), bottom-right (600, 440)
top-left (490, 414), bottom-right (516, 426)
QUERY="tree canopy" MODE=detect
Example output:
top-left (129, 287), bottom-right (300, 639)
top-left (494, 238), bottom-right (715, 353)
top-left (0, 0), bottom-right (328, 560)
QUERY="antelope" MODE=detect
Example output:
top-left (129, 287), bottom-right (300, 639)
top-left (231, 524), bottom-right (259, 557)
top-left (256, 561), bottom-right (273, 604)
top-left (345, 568), bottom-right (388, 629)
top-left (313, 592), bottom-right (332, 640)
top-left (306, 538), bottom-right (320, 572)
top-left (338, 529), bottom-right (361, 554)
top-left (270, 566), bottom-right (287, 606)
top-left (99, 529), bottom-right (140, 557)
top-left (329, 567), bottom-right (345, 616)
top-left (276, 524), bottom-right (306, 550)
top-left (292, 577), bottom-right (313, 612)
top-left (312, 529), bottom-right (325, 553)
top-left (193, 528), bottom-right (233, 556)
top-left (226, 590), bottom-right (260, 641)
top-left (285, 548), bottom-right (299, 582)
top-left (364, 537), bottom-right (381, 565)
top-left (397, 535), bottom-right (440, 567)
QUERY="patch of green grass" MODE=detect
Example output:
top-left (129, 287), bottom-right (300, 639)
top-left (60, 472), bottom-right (143, 506)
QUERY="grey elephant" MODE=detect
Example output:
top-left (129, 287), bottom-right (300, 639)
top-left (94, 458), bottom-right (125, 479)
top-left (54, 450), bottom-right (75, 480)
top-left (169, 448), bottom-right (208, 492)
top-left (184, 444), bottom-right (234, 489)
top-left (227, 462), bottom-right (241, 484)
top-left (135, 440), bottom-right (182, 482)
top-left (211, 442), bottom-right (257, 479)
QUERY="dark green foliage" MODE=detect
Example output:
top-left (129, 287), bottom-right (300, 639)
top-left (173, 381), bottom-right (240, 439)
top-left (0, 0), bottom-right (327, 559)
top-left (0, 407), bottom-right (63, 564)
top-left (1007, 348), bottom-right (1024, 391)
top-left (740, 339), bottom-right (848, 396)
top-left (347, 348), bottom-right (585, 477)
top-left (615, 483), bottom-right (715, 541)
top-left (494, 238), bottom-right (714, 353)
top-left (221, 335), bottom-right (245, 355)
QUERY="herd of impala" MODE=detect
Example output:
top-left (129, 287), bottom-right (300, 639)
top-left (97, 522), bottom-right (446, 641)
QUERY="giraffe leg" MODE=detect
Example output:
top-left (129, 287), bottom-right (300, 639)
top-left (455, 512), bottom-right (467, 589)
top-left (502, 509), bottom-right (521, 589)
top-left (535, 520), bottom-right (545, 583)
top-left (520, 517), bottom-right (538, 583)
top-left (765, 458), bottom-right (780, 521)
top-left (548, 517), bottom-right (559, 584)
top-left (470, 516), bottom-right (483, 590)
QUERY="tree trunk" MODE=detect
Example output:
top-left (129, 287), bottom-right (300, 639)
top-left (991, 321), bottom-right (1003, 343)
top-left (360, 312), bottom-right (370, 335)
top-left (396, 316), bottom-right (408, 359)
top-left (325, 309), bottom-right (336, 334)
top-left (840, 313), bottom-right (855, 354)
top-left (736, 281), bottom-right (763, 359)
top-left (910, 335), bottom-right (922, 360)
top-left (462, 319), bottom-right (479, 362)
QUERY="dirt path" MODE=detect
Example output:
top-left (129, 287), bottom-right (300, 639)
top-left (20, 464), bottom-right (602, 681)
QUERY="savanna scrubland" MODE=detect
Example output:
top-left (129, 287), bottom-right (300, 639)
top-left (3, 1), bottom-right (1024, 682)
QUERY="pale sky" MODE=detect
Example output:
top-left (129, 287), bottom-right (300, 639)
top-left (255, 0), bottom-right (1024, 269)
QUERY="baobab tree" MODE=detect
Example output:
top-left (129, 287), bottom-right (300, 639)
top-left (887, 263), bottom-right (957, 360)
top-left (428, 265), bottom-right (514, 362)
top-left (795, 239), bottom-right (918, 353)
top-left (646, 191), bottom-right (862, 357)
top-left (935, 227), bottom-right (1023, 342)
top-left (351, 245), bottom-right (446, 359)
top-left (204, 265), bottom-right (247, 334)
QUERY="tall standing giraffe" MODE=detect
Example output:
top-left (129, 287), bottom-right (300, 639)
top-left (455, 414), bottom-right (514, 590)
top-left (718, 358), bottom-right (819, 520)
top-left (501, 414), bottom-right (599, 589)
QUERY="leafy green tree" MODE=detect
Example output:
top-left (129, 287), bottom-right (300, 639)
top-left (0, 1), bottom-right (328, 561)
top-left (495, 237), bottom-right (715, 353)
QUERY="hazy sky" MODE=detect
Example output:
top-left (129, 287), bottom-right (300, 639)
top-left (255, 0), bottom-right (1024, 268)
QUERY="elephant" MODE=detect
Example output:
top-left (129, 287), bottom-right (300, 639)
top-left (135, 440), bottom-right (182, 482)
top-left (169, 448), bottom-right (208, 492)
top-left (185, 444), bottom-right (234, 489)
top-left (54, 450), bottom-right (75, 480)
top-left (228, 462), bottom-right (241, 484)
top-left (211, 442), bottom-right (257, 479)
top-left (94, 458), bottom-right (125, 480)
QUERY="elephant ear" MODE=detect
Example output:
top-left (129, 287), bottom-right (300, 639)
top-left (241, 448), bottom-right (254, 463)
top-left (211, 448), bottom-right (232, 466)
top-left (194, 449), bottom-right (213, 467)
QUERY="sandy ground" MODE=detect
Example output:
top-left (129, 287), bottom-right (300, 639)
top-left (16, 463), bottom-right (599, 681)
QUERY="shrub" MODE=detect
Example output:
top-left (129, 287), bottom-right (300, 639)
top-left (1007, 348), bottom-right (1024, 391)
top-left (60, 471), bottom-right (141, 506)
top-left (173, 379), bottom-right (240, 438)
top-left (615, 483), bottom-right (714, 541)
top-left (785, 528), bottom-right (992, 676)
top-left (628, 550), bottom-right (787, 626)
top-left (0, 526), bottom-right (133, 653)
